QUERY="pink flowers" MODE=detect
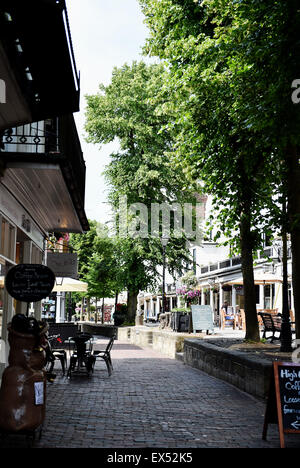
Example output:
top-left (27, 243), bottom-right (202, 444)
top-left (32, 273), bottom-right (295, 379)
top-left (176, 288), bottom-right (201, 302)
top-left (176, 287), bottom-right (188, 296)
top-left (186, 290), bottom-right (201, 299)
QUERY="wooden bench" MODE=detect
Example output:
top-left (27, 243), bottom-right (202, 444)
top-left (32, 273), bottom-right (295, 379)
top-left (258, 312), bottom-right (295, 342)
top-left (257, 309), bottom-right (278, 327)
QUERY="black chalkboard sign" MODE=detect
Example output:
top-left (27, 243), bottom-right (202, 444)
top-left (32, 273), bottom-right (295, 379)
top-left (263, 361), bottom-right (300, 448)
top-left (5, 264), bottom-right (55, 304)
top-left (191, 305), bottom-right (214, 333)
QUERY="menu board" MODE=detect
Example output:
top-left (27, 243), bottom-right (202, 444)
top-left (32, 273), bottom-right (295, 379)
top-left (5, 264), bottom-right (55, 303)
top-left (263, 362), bottom-right (300, 448)
top-left (191, 305), bottom-right (214, 333)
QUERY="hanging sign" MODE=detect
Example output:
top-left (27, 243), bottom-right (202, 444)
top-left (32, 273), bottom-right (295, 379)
top-left (263, 361), bottom-right (300, 448)
top-left (5, 264), bottom-right (55, 303)
top-left (46, 252), bottom-right (78, 278)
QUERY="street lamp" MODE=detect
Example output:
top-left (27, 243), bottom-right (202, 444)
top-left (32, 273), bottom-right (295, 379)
top-left (280, 220), bottom-right (293, 352)
top-left (161, 235), bottom-right (169, 316)
top-left (273, 200), bottom-right (293, 352)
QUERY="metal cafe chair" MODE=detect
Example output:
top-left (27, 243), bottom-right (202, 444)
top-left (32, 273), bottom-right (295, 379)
top-left (45, 334), bottom-right (67, 377)
top-left (67, 332), bottom-right (95, 378)
top-left (92, 334), bottom-right (116, 376)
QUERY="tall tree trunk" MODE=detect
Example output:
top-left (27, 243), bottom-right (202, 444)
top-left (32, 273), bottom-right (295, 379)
top-left (95, 297), bottom-right (98, 323)
top-left (114, 291), bottom-right (118, 312)
top-left (237, 156), bottom-right (260, 342)
top-left (127, 290), bottom-right (139, 323)
top-left (239, 210), bottom-right (260, 342)
top-left (102, 297), bottom-right (105, 324)
top-left (87, 298), bottom-right (90, 321)
top-left (286, 144), bottom-right (300, 338)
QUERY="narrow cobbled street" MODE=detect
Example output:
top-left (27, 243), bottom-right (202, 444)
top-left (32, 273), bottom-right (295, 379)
top-left (2, 336), bottom-right (299, 449)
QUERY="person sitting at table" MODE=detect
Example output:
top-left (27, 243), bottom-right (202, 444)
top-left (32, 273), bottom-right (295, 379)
top-left (221, 301), bottom-right (232, 316)
top-left (221, 301), bottom-right (235, 328)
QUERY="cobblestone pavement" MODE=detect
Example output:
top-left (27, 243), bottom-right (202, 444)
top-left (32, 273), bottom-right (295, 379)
top-left (2, 336), bottom-right (300, 449)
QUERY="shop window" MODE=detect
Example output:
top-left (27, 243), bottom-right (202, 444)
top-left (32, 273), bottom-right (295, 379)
top-left (42, 293), bottom-right (56, 322)
top-left (264, 284), bottom-right (275, 309)
top-left (15, 242), bottom-right (21, 264)
top-left (0, 217), bottom-right (16, 261)
top-left (15, 232), bottom-right (43, 264)
top-left (31, 244), bottom-right (43, 264)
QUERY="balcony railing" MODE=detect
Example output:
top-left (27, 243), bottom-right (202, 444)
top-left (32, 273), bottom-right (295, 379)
top-left (0, 114), bottom-right (86, 209)
top-left (1, 119), bottom-right (59, 154)
top-left (198, 243), bottom-right (292, 278)
top-left (200, 256), bottom-right (241, 276)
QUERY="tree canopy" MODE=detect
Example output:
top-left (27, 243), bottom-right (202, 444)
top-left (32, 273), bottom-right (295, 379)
top-left (85, 60), bottom-right (204, 320)
top-left (139, 0), bottom-right (300, 340)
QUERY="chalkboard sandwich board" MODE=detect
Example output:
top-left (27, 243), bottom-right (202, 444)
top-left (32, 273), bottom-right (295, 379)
top-left (263, 361), bottom-right (300, 448)
top-left (191, 305), bottom-right (214, 334)
top-left (5, 264), bottom-right (55, 304)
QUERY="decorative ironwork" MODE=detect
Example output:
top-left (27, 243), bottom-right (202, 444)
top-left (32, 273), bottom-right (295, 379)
top-left (1, 119), bottom-right (59, 153)
top-left (0, 114), bottom-right (87, 226)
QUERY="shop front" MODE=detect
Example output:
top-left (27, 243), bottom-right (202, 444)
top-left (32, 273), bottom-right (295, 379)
top-left (0, 184), bottom-right (45, 371)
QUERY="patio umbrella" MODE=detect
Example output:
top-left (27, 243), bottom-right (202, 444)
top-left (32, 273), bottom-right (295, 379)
top-left (52, 277), bottom-right (88, 293)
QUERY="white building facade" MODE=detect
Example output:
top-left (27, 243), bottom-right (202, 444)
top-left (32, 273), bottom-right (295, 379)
top-left (138, 194), bottom-right (294, 325)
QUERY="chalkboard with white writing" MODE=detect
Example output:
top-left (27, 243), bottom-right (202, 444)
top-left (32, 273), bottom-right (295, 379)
top-left (263, 361), bottom-right (300, 448)
top-left (191, 305), bottom-right (214, 333)
top-left (5, 264), bottom-right (55, 303)
top-left (275, 362), bottom-right (300, 430)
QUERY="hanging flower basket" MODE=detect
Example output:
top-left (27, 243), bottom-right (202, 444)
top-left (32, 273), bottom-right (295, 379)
top-left (177, 288), bottom-right (201, 305)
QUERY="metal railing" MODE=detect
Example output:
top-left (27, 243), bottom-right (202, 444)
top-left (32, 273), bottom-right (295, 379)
top-left (1, 119), bottom-right (59, 154)
top-left (0, 114), bottom-right (86, 205)
top-left (200, 256), bottom-right (241, 276)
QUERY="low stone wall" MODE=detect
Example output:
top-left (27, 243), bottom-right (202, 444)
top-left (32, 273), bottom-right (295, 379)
top-left (152, 330), bottom-right (190, 358)
top-left (118, 326), bottom-right (153, 348)
top-left (80, 323), bottom-right (117, 337)
top-left (184, 338), bottom-right (272, 399)
top-left (117, 326), bottom-right (205, 358)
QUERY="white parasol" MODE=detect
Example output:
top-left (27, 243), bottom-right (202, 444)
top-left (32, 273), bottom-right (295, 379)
top-left (52, 277), bottom-right (88, 292)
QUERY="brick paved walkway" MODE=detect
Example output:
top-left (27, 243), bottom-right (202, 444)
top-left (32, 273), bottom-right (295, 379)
top-left (2, 336), bottom-right (300, 449)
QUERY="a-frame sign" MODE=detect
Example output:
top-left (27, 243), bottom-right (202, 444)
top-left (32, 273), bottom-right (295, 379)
top-left (263, 361), bottom-right (300, 448)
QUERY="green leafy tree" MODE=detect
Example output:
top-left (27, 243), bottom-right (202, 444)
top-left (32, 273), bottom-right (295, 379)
top-left (139, 0), bottom-right (298, 340)
top-left (69, 220), bottom-right (100, 280)
top-left (85, 61), bottom-right (202, 321)
top-left (70, 221), bottom-right (124, 321)
top-left (192, 0), bottom-right (300, 337)
top-left (208, 0), bottom-right (300, 338)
